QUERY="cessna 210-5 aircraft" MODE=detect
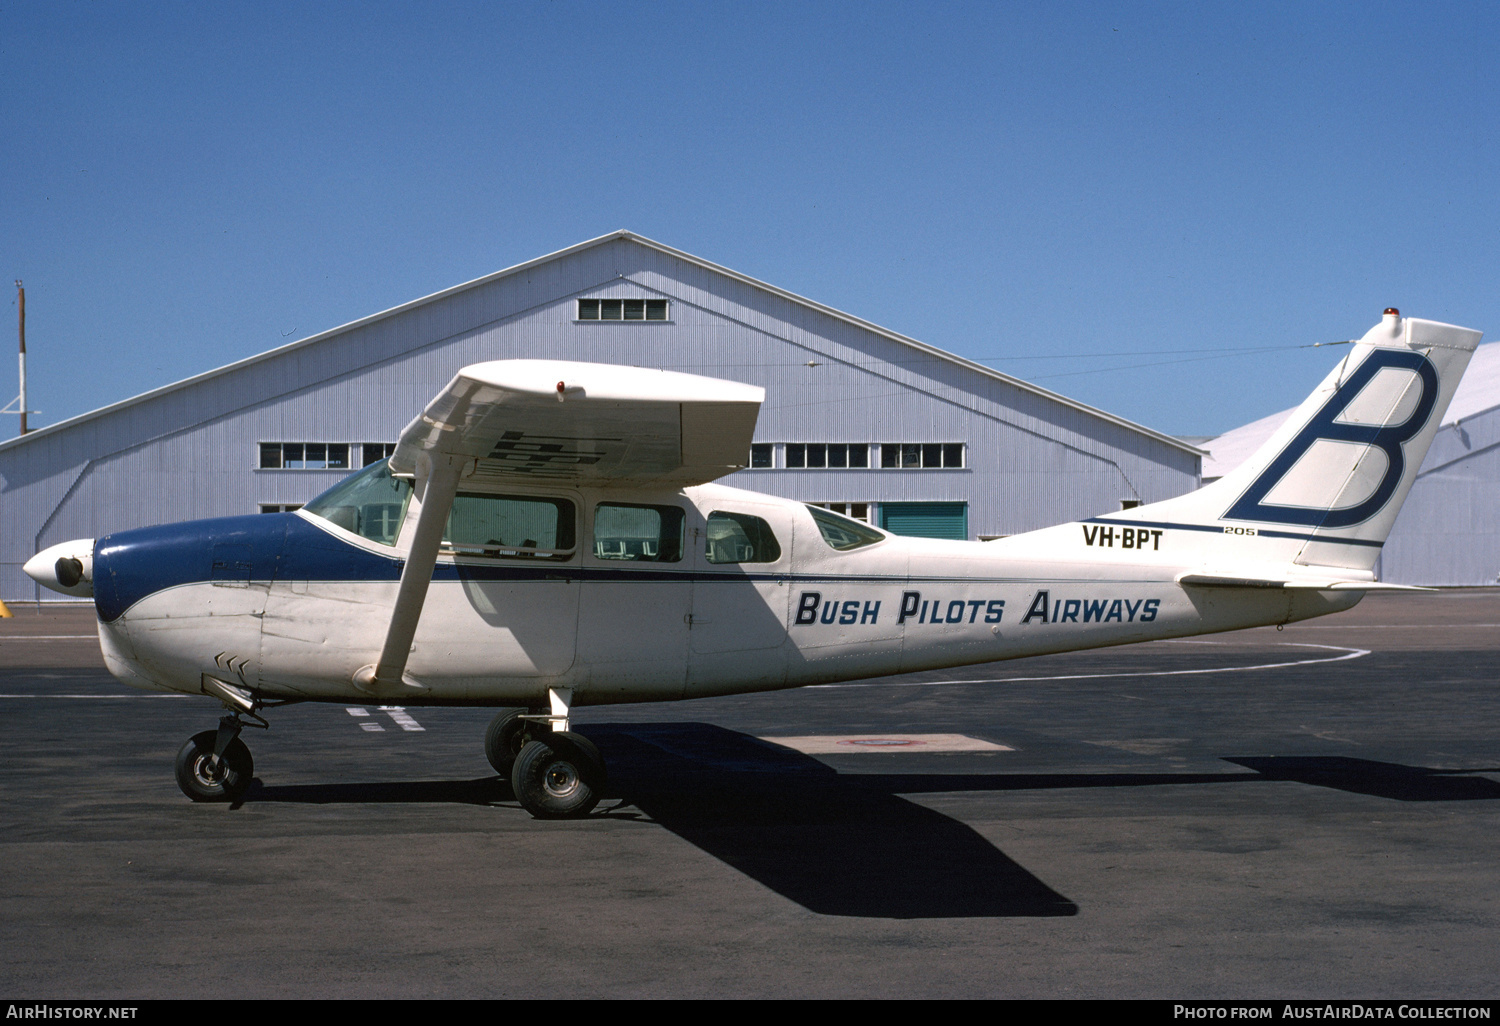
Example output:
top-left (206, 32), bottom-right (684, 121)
top-left (24, 308), bottom-right (1482, 818)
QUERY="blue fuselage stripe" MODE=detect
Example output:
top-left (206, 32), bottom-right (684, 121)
top-left (92, 513), bottom-right (1176, 621)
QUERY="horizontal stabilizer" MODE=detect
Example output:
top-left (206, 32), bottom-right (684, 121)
top-left (1176, 572), bottom-right (1431, 591)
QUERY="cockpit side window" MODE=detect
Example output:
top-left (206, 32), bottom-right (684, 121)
top-left (806, 504), bottom-right (885, 551)
top-left (443, 493), bottom-right (577, 560)
top-left (302, 459), bottom-right (413, 546)
top-left (705, 511), bottom-right (782, 564)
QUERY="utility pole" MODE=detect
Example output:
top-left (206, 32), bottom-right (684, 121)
top-left (17, 280), bottom-right (27, 435)
top-left (6, 279), bottom-right (34, 436)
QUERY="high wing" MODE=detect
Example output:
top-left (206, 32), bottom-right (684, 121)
top-left (358, 360), bottom-right (764, 694)
top-left (390, 360), bottom-right (765, 487)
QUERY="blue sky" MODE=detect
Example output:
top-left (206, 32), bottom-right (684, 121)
top-left (3, 0), bottom-right (1497, 437)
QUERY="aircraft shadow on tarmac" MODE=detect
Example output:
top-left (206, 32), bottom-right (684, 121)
top-left (583, 723), bottom-right (1079, 919)
top-left (237, 724), bottom-right (1500, 919)
top-left (1222, 756), bottom-right (1500, 802)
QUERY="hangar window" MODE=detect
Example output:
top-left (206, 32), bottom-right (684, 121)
top-left (443, 494), bottom-right (576, 561)
top-left (593, 503), bottom-right (685, 562)
top-left (879, 443), bottom-right (965, 469)
top-left (259, 442), bottom-right (352, 470)
top-left (750, 444), bottom-right (773, 468)
top-left (258, 504), bottom-right (303, 514)
top-left (577, 298), bottom-right (668, 321)
top-left (362, 443), bottom-right (397, 467)
top-left (785, 443), bottom-right (870, 469)
top-left (705, 511), bottom-right (782, 564)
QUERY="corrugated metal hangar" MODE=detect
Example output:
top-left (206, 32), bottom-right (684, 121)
top-left (1202, 341), bottom-right (1500, 586)
top-left (1, 230), bottom-right (1201, 602)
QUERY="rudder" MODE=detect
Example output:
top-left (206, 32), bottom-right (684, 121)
top-left (1124, 310), bottom-right (1481, 573)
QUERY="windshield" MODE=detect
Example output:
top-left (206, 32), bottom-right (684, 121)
top-left (302, 459), bottom-right (413, 545)
top-left (806, 505), bottom-right (885, 551)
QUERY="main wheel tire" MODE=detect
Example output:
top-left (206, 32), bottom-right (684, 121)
top-left (510, 732), bottom-right (605, 819)
top-left (483, 708), bottom-right (532, 777)
top-left (561, 731), bottom-right (605, 790)
top-left (174, 730), bottom-right (254, 803)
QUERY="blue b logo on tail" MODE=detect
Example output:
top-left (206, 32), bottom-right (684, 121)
top-left (1225, 349), bottom-right (1438, 529)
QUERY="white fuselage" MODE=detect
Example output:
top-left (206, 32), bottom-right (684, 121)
top-left (95, 481), bottom-right (1359, 708)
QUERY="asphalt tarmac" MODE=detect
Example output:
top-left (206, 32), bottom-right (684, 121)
top-left (1, 592), bottom-right (1497, 999)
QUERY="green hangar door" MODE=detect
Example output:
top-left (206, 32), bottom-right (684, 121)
top-left (878, 502), bottom-right (968, 540)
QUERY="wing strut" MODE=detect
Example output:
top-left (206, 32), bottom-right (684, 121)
top-left (353, 451), bottom-right (466, 694)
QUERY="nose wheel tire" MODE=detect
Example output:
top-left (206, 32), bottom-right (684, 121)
top-left (483, 708), bottom-right (533, 777)
top-left (511, 731), bottom-right (605, 819)
top-left (175, 730), bottom-right (254, 803)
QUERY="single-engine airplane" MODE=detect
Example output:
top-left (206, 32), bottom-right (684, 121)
top-left (25, 309), bottom-right (1482, 817)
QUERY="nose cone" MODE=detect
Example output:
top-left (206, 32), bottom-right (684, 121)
top-left (24, 538), bottom-right (96, 598)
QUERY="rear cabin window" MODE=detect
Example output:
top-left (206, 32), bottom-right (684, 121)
top-left (302, 459), bottom-right (413, 546)
top-left (806, 504), bottom-right (885, 551)
top-left (443, 494), bottom-right (576, 560)
top-left (705, 511), bottom-right (782, 564)
top-left (593, 503), bottom-right (685, 562)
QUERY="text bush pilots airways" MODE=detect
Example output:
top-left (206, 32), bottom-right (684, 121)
top-left (25, 309), bottom-right (1482, 818)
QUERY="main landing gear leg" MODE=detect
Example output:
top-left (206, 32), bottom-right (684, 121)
top-left (508, 687), bottom-right (606, 819)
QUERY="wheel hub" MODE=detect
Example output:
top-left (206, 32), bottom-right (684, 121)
top-left (543, 759), bottom-right (579, 798)
top-left (191, 754), bottom-right (225, 787)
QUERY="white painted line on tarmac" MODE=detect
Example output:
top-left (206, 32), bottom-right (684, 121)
top-left (379, 705), bottom-right (425, 731)
top-left (0, 644), bottom-right (1374, 703)
top-left (345, 705), bottom-right (423, 732)
top-left (0, 693), bottom-right (188, 699)
top-left (811, 643), bottom-right (1370, 689)
top-left (0, 635), bottom-right (99, 640)
top-left (1282, 624), bottom-right (1500, 629)
top-left (346, 707), bottom-right (385, 732)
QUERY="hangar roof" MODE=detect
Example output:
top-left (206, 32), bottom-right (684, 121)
top-left (0, 230), bottom-right (1200, 456)
top-left (1202, 339), bottom-right (1500, 480)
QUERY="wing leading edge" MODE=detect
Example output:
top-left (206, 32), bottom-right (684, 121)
top-left (390, 360), bottom-right (765, 487)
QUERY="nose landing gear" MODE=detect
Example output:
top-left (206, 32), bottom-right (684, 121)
top-left (174, 676), bottom-right (282, 803)
top-left (175, 717), bottom-right (256, 802)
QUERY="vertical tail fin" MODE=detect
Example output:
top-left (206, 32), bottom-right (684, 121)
top-left (1130, 311), bottom-right (1481, 574)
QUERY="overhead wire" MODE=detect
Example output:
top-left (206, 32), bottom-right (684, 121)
top-left (649, 338), bottom-right (1356, 376)
top-left (672, 339), bottom-right (1359, 408)
top-left (1028, 341), bottom-right (1354, 382)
